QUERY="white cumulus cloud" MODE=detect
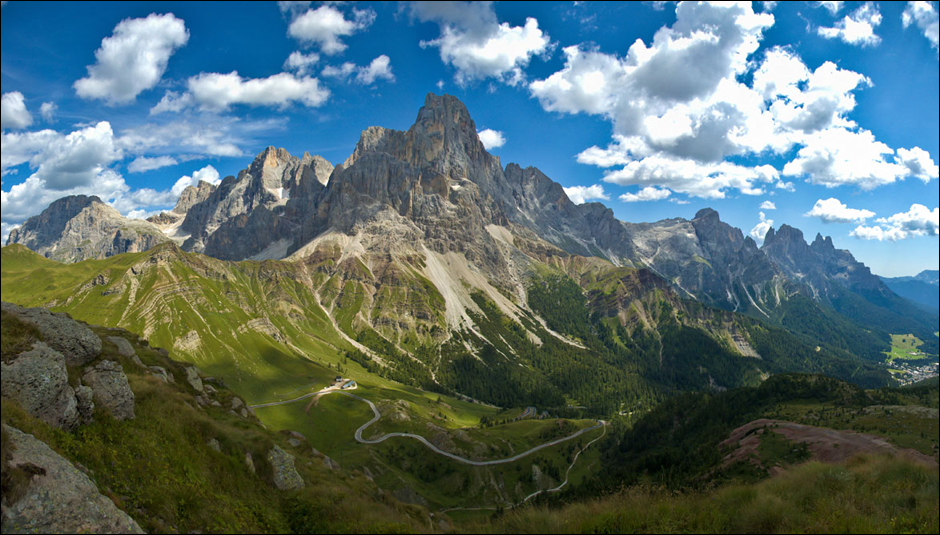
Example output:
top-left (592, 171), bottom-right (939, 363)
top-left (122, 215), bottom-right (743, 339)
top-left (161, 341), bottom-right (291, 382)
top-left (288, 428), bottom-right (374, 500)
top-left (817, 1), bottom-right (844, 15)
top-left (564, 184), bottom-right (609, 205)
top-left (128, 155), bottom-right (178, 173)
top-left (284, 51), bottom-right (320, 76)
top-left (783, 127), bottom-right (939, 189)
top-left (529, 3), bottom-right (933, 199)
top-left (760, 200), bottom-right (777, 210)
top-left (817, 2), bottom-right (882, 47)
top-left (620, 186), bottom-right (672, 203)
top-left (852, 204), bottom-right (939, 241)
top-left (288, 5), bottom-right (375, 55)
top-left (477, 128), bottom-right (505, 150)
top-left (171, 165), bottom-right (221, 197)
top-left (74, 13), bottom-right (189, 105)
top-left (321, 55), bottom-right (394, 84)
top-left (750, 211), bottom-right (774, 243)
top-left (411, 1), bottom-right (551, 86)
top-left (805, 198), bottom-right (875, 223)
top-left (186, 72), bottom-right (330, 111)
top-left (1, 92), bottom-right (32, 130)
top-left (902, 1), bottom-right (939, 51)
top-left (39, 102), bottom-right (57, 123)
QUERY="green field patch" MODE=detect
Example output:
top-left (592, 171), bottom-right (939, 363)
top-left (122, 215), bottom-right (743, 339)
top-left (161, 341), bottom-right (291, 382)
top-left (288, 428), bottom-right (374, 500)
top-left (886, 334), bottom-right (928, 362)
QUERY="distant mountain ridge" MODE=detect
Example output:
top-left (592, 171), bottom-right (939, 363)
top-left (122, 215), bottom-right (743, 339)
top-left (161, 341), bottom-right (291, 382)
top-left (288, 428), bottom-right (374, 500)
top-left (6, 195), bottom-right (168, 263)
top-left (880, 270), bottom-right (940, 312)
top-left (6, 93), bottom-right (937, 367)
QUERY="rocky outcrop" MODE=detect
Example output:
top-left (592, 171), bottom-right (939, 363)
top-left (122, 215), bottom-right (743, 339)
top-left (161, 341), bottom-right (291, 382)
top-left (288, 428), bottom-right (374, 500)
top-left (267, 446), bottom-right (304, 491)
top-left (148, 366), bottom-right (174, 384)
top-left (6, 195), bottom-right (168, 262)
top-left (1, 343), bottom-right (82, 429)
top-left (2, 303), bottom-right (101, 366)
top-left (82, 360), bottom-right (135, 421)
top-left (106, 336), bottom-right (136, 358)
top-left (1, 425), bottom-right (144, 534)
top-left (185, 366), bottom-right (204, 393)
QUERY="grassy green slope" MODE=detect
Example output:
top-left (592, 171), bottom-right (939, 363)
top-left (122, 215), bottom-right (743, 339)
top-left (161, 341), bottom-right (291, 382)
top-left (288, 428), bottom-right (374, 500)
top-left (1, 312), bottom-right (429, 534)
top-left (1, 244), bottom-right (612, 511)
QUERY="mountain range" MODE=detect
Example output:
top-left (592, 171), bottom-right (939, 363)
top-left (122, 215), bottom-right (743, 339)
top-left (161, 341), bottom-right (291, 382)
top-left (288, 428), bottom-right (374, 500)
top-left (4, 94), bottom-right (939, 406)
top-left (880, 270), bottom-right (940, 312)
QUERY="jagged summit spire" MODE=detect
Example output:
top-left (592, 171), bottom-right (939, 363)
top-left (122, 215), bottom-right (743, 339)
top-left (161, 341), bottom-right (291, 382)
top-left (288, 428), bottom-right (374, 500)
top-left (694, 208), bottom-right (720, 221)
top-left (411, 92), bottom-right (480, 146)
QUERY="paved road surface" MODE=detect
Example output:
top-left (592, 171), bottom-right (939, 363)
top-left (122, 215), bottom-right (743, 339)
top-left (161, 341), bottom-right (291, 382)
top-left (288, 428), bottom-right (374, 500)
top-left (321, 390), bottom-right (604, 467)
top-left (251, 385), bottom-right (605, 468)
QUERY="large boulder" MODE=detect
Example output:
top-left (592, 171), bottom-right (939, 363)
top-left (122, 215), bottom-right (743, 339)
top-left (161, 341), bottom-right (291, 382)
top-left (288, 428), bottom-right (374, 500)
top-left (1, 343), bottom-right (80, 429)
top-left (267, 446), bottom-right (304, 491)
top-left (1, 303), bottom-right (101, 366)
top-left (105, 336), bottom-right (136, 358)
top-left (1, 425), bottom-right (144, 534)
top-left (184, 366), bottom-right (204, 393)
top-left (82, 360), bottom-right (135, 421)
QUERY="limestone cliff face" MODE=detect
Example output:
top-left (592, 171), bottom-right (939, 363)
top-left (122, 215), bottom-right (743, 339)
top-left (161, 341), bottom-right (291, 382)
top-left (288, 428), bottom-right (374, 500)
top-left (762, 224), bottom-right (894, 302)
top-left (6, 196), bottom-right (168, 263)
top-left (178, 148), bottom-right (334, 260)
top-left (148, 180), bottom-right (218, 240)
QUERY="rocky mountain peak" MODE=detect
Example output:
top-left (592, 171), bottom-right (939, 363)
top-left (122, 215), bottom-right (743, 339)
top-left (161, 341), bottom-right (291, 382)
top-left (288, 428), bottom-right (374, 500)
top-left (763, 226), bottom-right (776, 242)
top-left (764, 224), bottom-right (805, 248)
top-left (7, 195), bottom-right (167, 262)
top-left (304, 152), bottom-right (334, 185)
top-left (175, 181), bottom-right (217, 214)
top-left (694, 208), bottom-right (720, 222)
top-left (811, 233), bottom-right (835, 252)
top-left (409, 93), bottom-right (490, 168)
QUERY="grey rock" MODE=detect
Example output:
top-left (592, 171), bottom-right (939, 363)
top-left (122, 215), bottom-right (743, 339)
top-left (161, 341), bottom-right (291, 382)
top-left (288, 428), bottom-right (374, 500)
top-left (185, 367), bottom-right (204, 393)
top-left (322, 456), bottom-right (340, 471)
top-left (268, 446), bottom-right (304, 490)
top-left (82, 360), bottom-right (135, 421)
top-left (1, 303), bottom-right (101, 366)
top-left (267, 446), bottom-right (304, 491)
top-left (179, 147), bottom-right (333, 260)
top-left (148, 366), bottom-right (173, 383)
top-left (245, 452), bottom-right (256, 474)
top-left (106, 336), bottom-right (136, 358)
top-left (240, 408), bottom-right (249, 419)
top-left (6, 195), bottom-right (168, 263)
top-left (391, 486), bottom-right (427, 507)
top-left (150, 180), bottom-right (217, 228)
top-left (131, 355), bottom-right (144, 368)
top-left (1, 343), bottom-right (80, 429)
top-left (763, 224), bottom-right (895, 303)
top-left (231, 397), bottom-right (245, 411)
top-left (74, 385), bottom-right (95, 425)
top-left (203, 384), bottom-right (217, 395)
top-left (1, 425), bottom-right (144, 534)
top-left (207, 438), bottom-right (221, 452)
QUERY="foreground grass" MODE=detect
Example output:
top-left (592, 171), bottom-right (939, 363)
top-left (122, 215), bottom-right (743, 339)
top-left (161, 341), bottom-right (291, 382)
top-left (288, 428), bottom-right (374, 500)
top-left (1, 318), bottom-right (430, 534)
top-left (471, 455), bottom-right (939, 534)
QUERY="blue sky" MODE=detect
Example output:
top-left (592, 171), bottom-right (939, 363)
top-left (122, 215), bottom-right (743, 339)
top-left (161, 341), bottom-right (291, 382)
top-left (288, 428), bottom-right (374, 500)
top-left (1, 1), bottom-right (938, 277)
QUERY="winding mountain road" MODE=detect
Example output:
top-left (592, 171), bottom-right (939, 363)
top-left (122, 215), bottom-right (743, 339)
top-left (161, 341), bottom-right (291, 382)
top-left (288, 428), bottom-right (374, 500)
top-left (318, 390), bottom-right (605, 466)
top-left (253, 385), bottom-right (606, 467)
